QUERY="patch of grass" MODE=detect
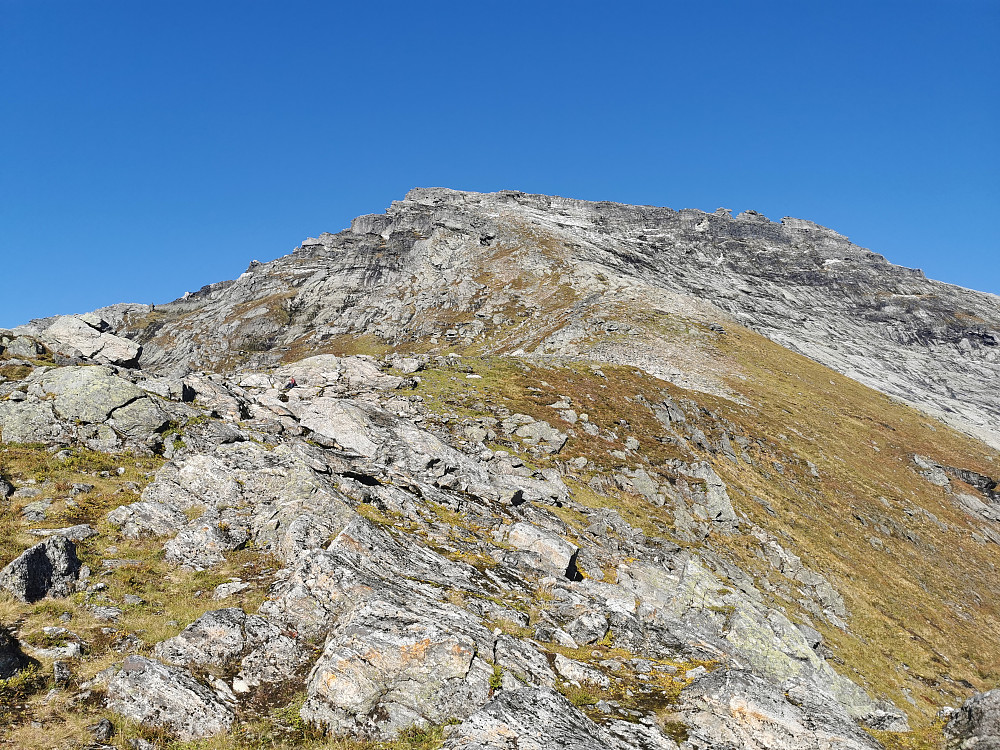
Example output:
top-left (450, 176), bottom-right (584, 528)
top-left (0, 665), bottom-right (48, 720)
top-left (706, 323), bottom-right (1000, 726)
top-left (0, 364), bottom-right (32, 381)
top-left (866, 720), bottom-right (948, 750)
top-left (489, 664), bottom-right (503, 691)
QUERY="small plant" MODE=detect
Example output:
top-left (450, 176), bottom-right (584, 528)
top-left (0, 665), bottom-right (48, 718)
top-left (661, 720), bottom-right (690, 744)
top-left (489, 664), bottom-right (504, 692)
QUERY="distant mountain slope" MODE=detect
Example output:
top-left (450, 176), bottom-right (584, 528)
top-left (107, 188), bottom-right (1000, 449)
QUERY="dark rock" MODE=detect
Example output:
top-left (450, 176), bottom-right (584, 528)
top-left (0, 536), bottom-right (81, 602)
top-left (0, 624), bottom-right (25, 679)
top-left (88, 718), bottom-right (114, 742)
top-left (53, 659), bottom-right (72, 687)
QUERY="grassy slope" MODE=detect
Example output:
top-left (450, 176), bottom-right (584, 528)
top-left (383, 321), bottom-right (999, 747)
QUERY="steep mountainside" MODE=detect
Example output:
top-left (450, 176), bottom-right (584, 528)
top-left (1, 189), bottom-right (999, 750)
top-left (94, 187), bottom-right (1000, 448)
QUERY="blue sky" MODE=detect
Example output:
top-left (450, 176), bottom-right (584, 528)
top-left (2, 0), bottom-right (997, 328)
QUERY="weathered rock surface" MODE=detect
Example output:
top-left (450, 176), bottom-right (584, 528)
top-left (945, 689), bottom-right (1000, 750)
top-left (154, 608), bottom-right (305, 693)
top-left (39, 366), bottom-right (143, 424)
top-left (301, 598), bottom-right (497, 738)
top-left (675, 669), bottom-right (883, 749)
top-left (104, 656), bottom-right (235, 740)
top-left (107, 501), bottom-right (189, 539)
top-left (443, 686), bottom-right (676, 750)
top-left (41, 315), bottom-right (141, 367)
top-left (0, 399), bottom-right (63, 444)
top-left (0, 536), bottom-right (81, 602)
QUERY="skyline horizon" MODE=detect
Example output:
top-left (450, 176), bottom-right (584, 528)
top-left (5, 182), bottom-right (998, 331)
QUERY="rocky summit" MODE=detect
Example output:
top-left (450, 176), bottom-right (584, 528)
top-left (0, 188), bottom-right (998, 750)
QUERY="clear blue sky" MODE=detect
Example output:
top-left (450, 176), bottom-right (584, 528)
top-left (2, 1), bottom-right (998, 328)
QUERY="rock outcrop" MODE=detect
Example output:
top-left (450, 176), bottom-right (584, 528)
top-left (945, 690), bottom-right (1000, 749)
top-left (103, 656), bottom-right (235, 740)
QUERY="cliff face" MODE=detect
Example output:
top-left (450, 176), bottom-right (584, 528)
top-left (1, 189), bottom-right (999, 750)
top-left (113, 187), bottom-right (1000, 449)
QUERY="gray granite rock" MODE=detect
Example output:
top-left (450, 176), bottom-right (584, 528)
top-left (104, 656), bottom-right (234, 740)
top-left (42, 316), bottom-right (141, 367)
top-left (0, 536), bottom-right (81, 602)
top-left (109, 396), bottom-right (169, 440)
top-left (676, 669), bottom-right (882, 749)
top-left (443, 686), bottom-right (674, 750)
top-left (945, 689), bottom-right (1000, 750)
top-left (39, 366), bottom-right (143, 424)
top-left (107, 501), bottom-right (189, 539)
top-left (0, 399), bottom-right (64, 444)
top-left (301, 598), bottom-right (497, 739)
top-left (154, 608), bottom-right (305, 693)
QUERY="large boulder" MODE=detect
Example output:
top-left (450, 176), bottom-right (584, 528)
top-left (0, 536), bottom-right (81, 602)
top-left (945, 689), bottom-right (1000, 749)
top-left (4, 336), bottom-right (44, 359)
top-left (503, 522), bottom-right (578, 578)
top-left (288, 397), bottom-right (380, 456)
top-left (0, 399), bottom-right (64, 444)
top-left (109, 396), bottom-right (169, 440)
top-left (163, 512), bottom-right (251, 569)
top-left (107, 501), bottom-right (190, 539)
top-left (675, 669), bottom-right (882, 750)
top-left (42, 316), bottom-right (141, 367)
top-left (104, 656), bottom-right (234, 740)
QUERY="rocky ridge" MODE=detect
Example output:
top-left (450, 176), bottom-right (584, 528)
top-left (0, 191), bottom-right (998, 749)
top-left (33, 187), bottom-right (997, 449)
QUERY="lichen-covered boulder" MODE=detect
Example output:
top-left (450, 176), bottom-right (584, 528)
top-left (154, 608), bottom-right (305, 693)
top-left (0, 399), bottom-right (64, 444)
top-left (301, 598), bottom-right (497, 739)
top-left (109, 396), bottom-right (169, 440)
top-left (39, 366), bottom-right (143, 424)
top-left (443, 686), bottom-right (675, 750)
top-left (675, 669), bottom-right (883, 750)
top-left (107, 501), bottom-right (189, 539)
top-left (104, 656), bottom-right (234, 741)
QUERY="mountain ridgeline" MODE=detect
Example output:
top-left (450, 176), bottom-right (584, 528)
top-left (1, 188), bottom-right (999, 750)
